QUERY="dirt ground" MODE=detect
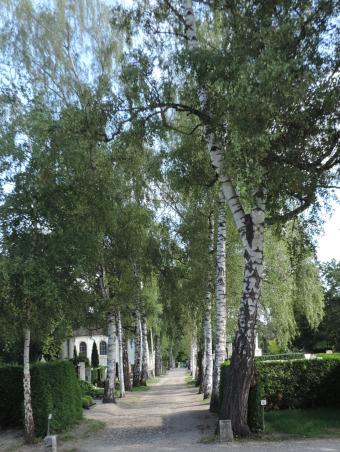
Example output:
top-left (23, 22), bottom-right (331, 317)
top-left (2, 368), bottom-right (340, 451)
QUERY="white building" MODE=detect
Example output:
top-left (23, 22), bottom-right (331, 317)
top-left (61, 327), bottom-right (135, 367)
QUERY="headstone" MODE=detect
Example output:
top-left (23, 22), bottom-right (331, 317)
top-left (326, 350), bottom-right (333, 354)
top-left (85, 367), bottom-right (91, 382)
top-left (44, 435), bottom-right (57, 452)
top-left (78, 362), bottom-right (86, 381)
top-left (255, 334), bottom-right (262, 357)
top-left (219, 420), bottom-right (233, 442)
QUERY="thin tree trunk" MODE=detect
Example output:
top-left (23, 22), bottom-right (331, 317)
top-left (149, 328), bottom-right (155, 378)
top-left (190, 331), bottom-right (197, 380)
top-left (210, 190), bottom-right (227, 412)
top-left (140, 316), bottom-right (149, 385)
top-left (155, 334), bottom-right (162, 377)
top-left (203, 211), bottom-right (214, 399)
top-left (197, 347), bottom-right (204, 392)
top-left (122, 335), bottom-right (132, 391)
top-left (23, 328), bottom-right (35, 442)
top-left (133, 310), bottom-right (142, 387)
top-left (117, 311), bottom-right (125, 398)
top-left (103, 312), bottom-right (116, 403)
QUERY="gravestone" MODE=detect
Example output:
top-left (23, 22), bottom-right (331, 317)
top-left (219, 420), bottom-right (233, 442)
top-left (78, 362), bottom-right (86, 381)
top-left (44, 435), bottom-right (57, 452)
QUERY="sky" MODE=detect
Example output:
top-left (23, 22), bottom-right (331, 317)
top-left (317, 200), bottom-right (340, 263)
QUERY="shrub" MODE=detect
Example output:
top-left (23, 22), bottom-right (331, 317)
top-left (81, 395), bottom-right (94, 409)
top-left (317, 353), bottom-right (340, 360)
top-left (256, 353), bottom-right (305, 361)
top-left (0, 364), bottom-right (23, 428)
top-left (220, 358), bottom-right (340, 432)
top-left (78, 379), bottom-right (104, 398)
top-left (0, 360), bottom-right (82, 436)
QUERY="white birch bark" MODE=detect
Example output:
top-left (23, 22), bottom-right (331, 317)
top-left (190, 331), bottom-right (197, 380)
top-left (182, 1), bottom-right (266, 434)
top-left (149, 327), bottom-right (155, 378)
top-left (133, 310), bottom-right (143, 386)
top-left (103, 312), bottom-right (116, 403)
top-left (117, 310), bottom-right (125, 398)
top-left (210, 189), bottom-right (227, 411)
top-left (203, 211), bottom-right (214, 399)
top-left (23, 328), bottom-right (35, 442)
top-left (155, 334), bottom-right (162, 377)
top-left (141, 316), bottom-right (149, 385)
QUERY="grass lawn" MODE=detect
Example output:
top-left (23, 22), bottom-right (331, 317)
top-left (184, 373), bottom-right (196, 386)
top-left (265, 408), bottom-right (340, 437)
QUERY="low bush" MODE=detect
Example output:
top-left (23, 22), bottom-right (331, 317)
top-left (78, 380), bottom-right (104, 398)
top-left (256, 353), bottom-right (304, 361)
top-left (81, 395), bottom-right (94, 409)
top-left (317, 353), bottom-right (340, 360)
top-left (220, 358), bottom-right (340, 432)
top-left (0, 360), bottom-right (82, 436)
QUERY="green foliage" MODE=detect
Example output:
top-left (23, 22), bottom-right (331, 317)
top-left (81, 395), bottom-right (94, 409)
top-left (0, 361), bottom-right (82, 436)
top-left (251, 360), bottom-right (340, 431)
top-left (220, 358), bottom-right (340, 432)
top-left (265, 408), bottom-right (340, 437)
top-left (91, 342), bottom-right (99, 368)
top-left (317, 353), bottom-right (340, 360)
top-left (0, 364), bottom-right (23, 428)
top-left (256, 353), bottom-right (305, 361)
top-left (78, 380), bottom-right (103, 398)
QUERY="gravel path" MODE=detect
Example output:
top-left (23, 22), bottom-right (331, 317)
top-left (71, 368), bottom-right (340, 452)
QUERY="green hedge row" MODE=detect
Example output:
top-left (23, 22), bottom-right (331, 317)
top-left (0, 361), bottom-right (82, 436)
top-left (220, 358), bottom-right (340, 432)
top-left (316, 353), bottom-right (340, 360)
top-left (255, 353), bottom-right (305, 361)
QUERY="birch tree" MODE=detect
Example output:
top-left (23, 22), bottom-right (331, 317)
top-left (210, 189), bottom-right (227, 412)
top-left (113, 0), bottom-right (339, 434)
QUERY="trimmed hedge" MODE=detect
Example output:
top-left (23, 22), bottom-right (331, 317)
top-left (0, 364), bottom-right (23, 428)
top-left (317, 353), bottom-right (340, 360)
top-left (255, 353), bottom-right (304, 361)
top-left (0, 360), bottom-right (82, 436)
top-left (220, 358), bottom-right (340, 432)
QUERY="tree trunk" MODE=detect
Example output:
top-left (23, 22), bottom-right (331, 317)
top-left (140, 316), bottom-right (149, 385)
top-left (197, 348), bottom-right (204, 391)
top-left (190, 332), bottom-right (197, 381)
top-left (133, 311), bottom-right (142, 387)
top-left (103, 312), bottom-right (116, 403)
top-left (122, 335), bottom-right (132, 391)
top-left (23, 328), bottom-right (35, 442)
top-left (220, 201), bottom-right (265, 435)
top-left (155, 334), bottom-right (162, 377)
top-left (203, 211), bottom-right (214, 399)
top-left (149, 328), bottom-right (155, 378)
top-left (117, 311), bottom-right (125, 398)
top-left (210, 190), bottom-right (227, 412)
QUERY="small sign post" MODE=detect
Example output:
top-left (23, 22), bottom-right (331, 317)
top-left (260, 399), bottom-right (267, 432)
top-left (47, 413), bottom-right (52, 436)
